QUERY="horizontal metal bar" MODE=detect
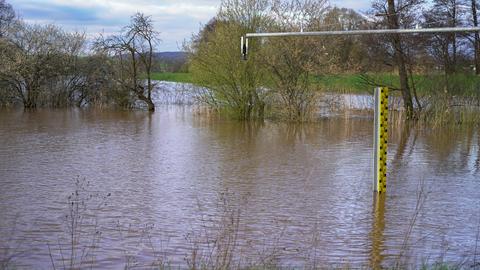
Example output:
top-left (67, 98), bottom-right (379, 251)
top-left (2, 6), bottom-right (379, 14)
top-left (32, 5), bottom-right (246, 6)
top-left (245, 27), bottom-right (480, 38)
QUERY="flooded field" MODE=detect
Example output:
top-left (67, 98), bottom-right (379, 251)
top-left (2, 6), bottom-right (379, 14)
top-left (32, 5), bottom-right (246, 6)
top-left (0, 103), bottom-right (479, 269)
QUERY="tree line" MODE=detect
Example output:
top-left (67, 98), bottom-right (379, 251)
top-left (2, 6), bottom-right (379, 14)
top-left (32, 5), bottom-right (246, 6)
top-left (189, 0), bottom-right (480, 120)
top-left (1, 0), bottom-right (480, 120)
top-left (0, 0), bottom-right (180, 111)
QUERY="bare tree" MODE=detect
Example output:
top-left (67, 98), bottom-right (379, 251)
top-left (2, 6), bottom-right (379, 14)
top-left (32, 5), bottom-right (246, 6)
top-left (471, 0), bottom-right (480, 74)
top-left (321, 7), bottom-right (371, 73)
top-left (0, 22), bottom-right (85, 108)
top-left (388, 0), bottom-right (415, 118)
top-left (94, 13), bottom-right (159, 111)
top-left (425, 0), bottom-right (466, 75)
top-left (371, 0), bottom-right (424, 119)
top-left (0, 0), bottom-right (14, 38)
top-left (188, 0), bottom-right (271, 120)
top-left (263, 0), bottom-right (328, 120)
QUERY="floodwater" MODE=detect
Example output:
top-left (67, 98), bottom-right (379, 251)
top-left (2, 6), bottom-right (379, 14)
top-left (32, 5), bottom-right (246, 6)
top-left (0, 100), bottom-right (479, 269)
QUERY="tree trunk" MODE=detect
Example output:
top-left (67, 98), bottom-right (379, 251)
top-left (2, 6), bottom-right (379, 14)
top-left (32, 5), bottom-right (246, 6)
top-left (146, 99), bottom-right (155, 112)
top-left (452, 2), bottom-right (457, 72)
top-left (24, 84), bottom-right (37, 109)
top-left (387, 0), bottom-right (415, 119)
top-left (472, 0), bottom-right (480, 74)
top-left (451, 1), bottom-right (457, 73)
top-left (24, 100), bottom-right (37, 109)
top-left (137, 94), bottom-right (155, 112)
top-left (142, 96), bottom-right (155, 112)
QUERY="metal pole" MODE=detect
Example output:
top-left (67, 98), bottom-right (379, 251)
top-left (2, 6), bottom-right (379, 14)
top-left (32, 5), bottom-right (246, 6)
top-left (242, 27), bottom-right (480, 61)
top-left (245, 26), bottom-right (480, 38)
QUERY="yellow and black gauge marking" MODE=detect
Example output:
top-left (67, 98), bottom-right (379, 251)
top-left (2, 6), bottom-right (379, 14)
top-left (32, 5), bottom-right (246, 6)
top-left (374, 87), bottom-right (389, 193)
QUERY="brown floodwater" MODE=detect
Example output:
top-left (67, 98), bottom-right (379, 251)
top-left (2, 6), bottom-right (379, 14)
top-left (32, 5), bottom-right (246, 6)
top-left (0, 107), bottom-right (479, 269)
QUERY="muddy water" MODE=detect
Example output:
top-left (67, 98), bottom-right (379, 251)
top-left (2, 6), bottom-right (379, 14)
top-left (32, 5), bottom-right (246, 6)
top-left (0, 107), bottom-right (479, 269)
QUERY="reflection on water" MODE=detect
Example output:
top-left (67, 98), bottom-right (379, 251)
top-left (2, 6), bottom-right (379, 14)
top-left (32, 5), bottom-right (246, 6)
top-left (370, 194), bottom-right (386, 269)
top-left (0, 107), bottom-right (479, 269)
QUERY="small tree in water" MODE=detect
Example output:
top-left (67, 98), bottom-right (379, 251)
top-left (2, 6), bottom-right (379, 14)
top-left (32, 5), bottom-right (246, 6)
top-left (188, 0), bottom-right (271, 120)
top-left (263, 0), bottom-right (329, 121)
top-left (94, 13), bottom-right (159, 112)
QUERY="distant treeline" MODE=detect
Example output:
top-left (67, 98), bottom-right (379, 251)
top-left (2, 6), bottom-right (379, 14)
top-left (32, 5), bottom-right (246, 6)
top-left (153, 52), bottom-right (188, 73)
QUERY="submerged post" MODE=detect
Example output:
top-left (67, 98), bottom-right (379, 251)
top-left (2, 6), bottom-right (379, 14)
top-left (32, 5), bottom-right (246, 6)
top-left (373, 87), bottom-right (389, 193)
top-left (240, 36), bottom-right (248, 60)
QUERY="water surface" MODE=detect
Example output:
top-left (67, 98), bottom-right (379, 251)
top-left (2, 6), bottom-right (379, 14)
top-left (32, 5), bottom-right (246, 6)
top-left (0, 106), bottom-right (479, 269)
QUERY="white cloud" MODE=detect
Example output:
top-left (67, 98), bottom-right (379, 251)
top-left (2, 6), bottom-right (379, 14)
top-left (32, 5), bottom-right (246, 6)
top-left (10, 0), bottom-right (370, 51)
top-left (10, 0), bottom-right (219, 50)
top-left (331, 0), bottom-right (370, 11)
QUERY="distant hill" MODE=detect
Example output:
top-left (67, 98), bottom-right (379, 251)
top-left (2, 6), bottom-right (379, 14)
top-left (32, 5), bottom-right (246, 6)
top-left (152, 52), bottom-right (188, 73)
top-left (153, 51), bottom-right (187, 61)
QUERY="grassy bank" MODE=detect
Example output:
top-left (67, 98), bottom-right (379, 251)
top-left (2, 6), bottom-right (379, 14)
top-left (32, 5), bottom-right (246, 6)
top-left (153, 72), bottom-right (480, 96)
top-left (151, 72), bottom-right (193, 83)
top-left (152, 72), bottom-right (480, 127)
top-left (311, 73), bottom-right (480, 95)
top-left (151, 72), bottom-right (371, 92)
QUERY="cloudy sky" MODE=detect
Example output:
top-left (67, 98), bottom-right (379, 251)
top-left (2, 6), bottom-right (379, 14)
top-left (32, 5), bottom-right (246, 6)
top-left (9, 0), bottom-right (371, 51)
